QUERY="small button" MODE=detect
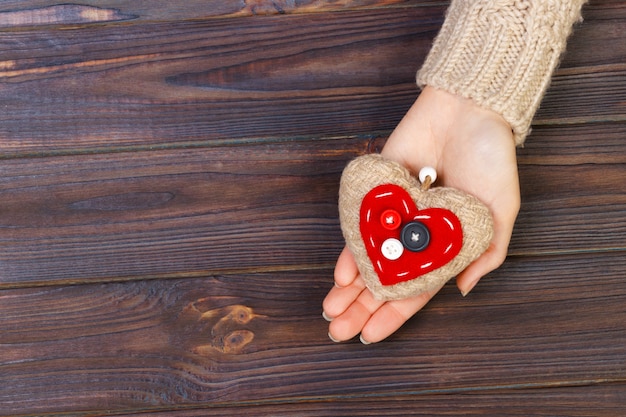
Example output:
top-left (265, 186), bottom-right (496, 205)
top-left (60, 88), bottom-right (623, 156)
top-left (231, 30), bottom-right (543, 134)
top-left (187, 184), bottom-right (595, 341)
top-left (401, 221), bottom-right (430, 252)
top-left (381, 238), bottom-right (404, 261)
top-left (380, 209), bottom-right (402, 230)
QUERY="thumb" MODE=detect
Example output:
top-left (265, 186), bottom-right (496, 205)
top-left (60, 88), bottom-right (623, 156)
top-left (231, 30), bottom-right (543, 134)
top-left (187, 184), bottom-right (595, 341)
top-left (456, 244), bottom-right (507, 296)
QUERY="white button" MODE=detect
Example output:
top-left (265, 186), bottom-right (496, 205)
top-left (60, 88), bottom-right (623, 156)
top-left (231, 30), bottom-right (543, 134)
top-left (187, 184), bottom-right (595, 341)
top-left (381, 238), bottom-right (404, 261)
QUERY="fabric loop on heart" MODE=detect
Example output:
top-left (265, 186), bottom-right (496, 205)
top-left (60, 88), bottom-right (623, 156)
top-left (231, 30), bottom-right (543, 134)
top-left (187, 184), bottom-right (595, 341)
top-left (420, 175), bottom-right (433, 191)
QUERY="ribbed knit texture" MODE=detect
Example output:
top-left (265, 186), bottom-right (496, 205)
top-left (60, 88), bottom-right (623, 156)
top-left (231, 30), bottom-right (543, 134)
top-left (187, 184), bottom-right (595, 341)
top-left (417, 0), bottom-right (586, 145)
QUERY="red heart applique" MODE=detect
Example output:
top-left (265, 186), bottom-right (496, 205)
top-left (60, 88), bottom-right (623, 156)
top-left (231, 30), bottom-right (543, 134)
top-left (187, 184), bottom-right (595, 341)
top-left (360, 183), bottom-right (463, 286)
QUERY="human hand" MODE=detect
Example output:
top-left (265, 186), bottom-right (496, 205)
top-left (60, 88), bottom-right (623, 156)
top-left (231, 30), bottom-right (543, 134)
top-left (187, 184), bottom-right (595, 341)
top-left (323, 86), bottom-right (520, 343)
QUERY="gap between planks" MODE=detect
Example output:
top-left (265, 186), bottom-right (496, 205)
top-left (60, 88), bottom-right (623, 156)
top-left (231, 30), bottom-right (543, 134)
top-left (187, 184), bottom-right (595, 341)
top-left (0, 134), bottom-right (377, 161)
top-left (0, 262), bottom-right (336, 291)
top-left (2, 246), bottom-right (626, 291)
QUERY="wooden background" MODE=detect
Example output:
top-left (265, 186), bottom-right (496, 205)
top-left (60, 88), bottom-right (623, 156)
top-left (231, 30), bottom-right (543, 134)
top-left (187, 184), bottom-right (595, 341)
top-left (1, 1), bottom-right (625, 416)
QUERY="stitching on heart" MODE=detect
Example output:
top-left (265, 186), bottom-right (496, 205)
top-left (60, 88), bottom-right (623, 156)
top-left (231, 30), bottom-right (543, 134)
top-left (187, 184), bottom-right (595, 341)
top-left (360, 183), bottom-right (463, 286)
top-left (339, 154), bottom-right (494, 301)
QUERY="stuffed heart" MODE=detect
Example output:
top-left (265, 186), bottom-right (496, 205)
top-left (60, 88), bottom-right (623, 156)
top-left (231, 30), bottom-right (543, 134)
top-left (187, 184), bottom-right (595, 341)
top-left (338, 154), bottom-right (493, 301)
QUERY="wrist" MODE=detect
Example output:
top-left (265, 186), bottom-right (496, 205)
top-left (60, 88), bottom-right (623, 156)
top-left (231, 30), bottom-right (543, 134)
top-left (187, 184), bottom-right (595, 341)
top-left (416, 0), bottom-right (586, 145)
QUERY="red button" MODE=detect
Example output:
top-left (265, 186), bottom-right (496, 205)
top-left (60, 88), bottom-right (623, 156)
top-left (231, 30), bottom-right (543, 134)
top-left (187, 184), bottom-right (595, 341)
top-left (380, 209), bottom-right (401, 230)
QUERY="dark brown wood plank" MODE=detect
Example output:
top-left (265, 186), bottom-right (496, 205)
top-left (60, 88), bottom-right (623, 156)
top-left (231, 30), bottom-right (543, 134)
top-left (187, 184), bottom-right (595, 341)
top-left (519, 123), bottom-right (626, 165)
top-left (111, 384), bottom-right (626, 417)
top-left (512, 162), bottom-right (626, 255)
top-left (1, 135), bottom-right (625, 287)
top-left (0, 8), bottom-right (439, 156)
top-left (0, 140), bottom-right (354, 287)
top-left (0, 2), bottom-right (624, 156)
top-left (0, 0), bottom-right (434, 25)
top-left (535, 67), bottom-right (626, 125)
top-left (559, 0), bottom-right (626, 69)
top-left (534, 1), bottom-right (626, 124)
top-left (2, 251), bottom-right (626, 415)
top-left (1, 2), bottom-right (624, 417)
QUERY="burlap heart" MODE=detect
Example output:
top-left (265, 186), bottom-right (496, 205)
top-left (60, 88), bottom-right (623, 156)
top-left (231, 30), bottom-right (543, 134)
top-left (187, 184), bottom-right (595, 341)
top-left (338, 154), bottom-right (494, 301)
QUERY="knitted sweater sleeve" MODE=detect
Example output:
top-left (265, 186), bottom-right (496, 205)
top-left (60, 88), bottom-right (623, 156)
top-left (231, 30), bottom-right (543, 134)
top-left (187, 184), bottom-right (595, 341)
top-left (417, 0), bottom-right (587, 145)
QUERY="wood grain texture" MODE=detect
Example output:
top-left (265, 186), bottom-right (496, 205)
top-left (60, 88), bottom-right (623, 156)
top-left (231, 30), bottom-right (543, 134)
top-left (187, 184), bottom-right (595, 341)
top-left (1, 0), bottom-right (625, 415)
top-left (7, 389), bottom-right (626, 417)
top-left (0, 0), bottom-right (432, 23)
top-left (518, 123), bottom-right (626, 165)
top-left (0, 8), bottom-right (438, 156)
top-left (513, 162), bottom-right (626, 255)
top-left (0, 140), bottom-right (352, 286)
top-left (110, 384), bottom-right (626, 417)
top-left (2, 251), bottom-right (626, 416)
top-left (0, 4), bottom-right (624, 156)
top-left (0, 135), bottom-right (625, 287)
top-left (0, 4), bottom-right (136, 26)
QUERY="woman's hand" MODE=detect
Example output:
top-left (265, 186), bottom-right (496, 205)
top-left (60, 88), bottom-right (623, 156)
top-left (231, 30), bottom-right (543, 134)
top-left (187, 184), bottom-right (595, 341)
top-left (323, 86), bottom-right (520, 344)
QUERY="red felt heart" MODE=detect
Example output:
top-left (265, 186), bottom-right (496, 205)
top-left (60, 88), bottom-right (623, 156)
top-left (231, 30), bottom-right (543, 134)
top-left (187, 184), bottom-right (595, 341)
top-left (360, 184), bottom-right (463, 286)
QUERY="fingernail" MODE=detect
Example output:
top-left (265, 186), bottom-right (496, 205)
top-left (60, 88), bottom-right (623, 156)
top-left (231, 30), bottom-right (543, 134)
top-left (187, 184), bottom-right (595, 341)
top-left (328, 332), bottom-right (341, 343)
top-left (322, 311), bottom-right (333, 322)
top-left (359, 335), bottom-right (371, 345)
top-left (460, 278), bottom-right (480, 297)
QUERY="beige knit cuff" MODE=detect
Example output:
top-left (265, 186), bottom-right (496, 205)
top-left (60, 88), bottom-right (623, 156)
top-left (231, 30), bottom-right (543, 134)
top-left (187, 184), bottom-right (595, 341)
top-left (417, 0), bottom-right (586, 145)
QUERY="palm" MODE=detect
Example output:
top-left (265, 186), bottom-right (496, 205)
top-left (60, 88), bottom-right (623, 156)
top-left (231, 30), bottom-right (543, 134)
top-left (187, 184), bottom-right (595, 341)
top-left (323, 87), bottom-right (520, 343)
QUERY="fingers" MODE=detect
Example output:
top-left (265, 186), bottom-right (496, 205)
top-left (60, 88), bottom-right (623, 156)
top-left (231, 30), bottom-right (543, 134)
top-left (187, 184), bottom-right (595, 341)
top-left (456, 194), bottom-right (519, 295)
top-left (334, 246), bottom-right (359, 288)
top-left (322, 274), bottom-right (366, 319)
top-left (327, 282), bottom-right (384, 342)
top-left (324, 276), bottom-right (443, 343)
top-left (323, 247), bottom-right (362, 321)
top-left (359, 285), bottom-right (443, 344)
top-left (456, 243), bottom-right (507, 296)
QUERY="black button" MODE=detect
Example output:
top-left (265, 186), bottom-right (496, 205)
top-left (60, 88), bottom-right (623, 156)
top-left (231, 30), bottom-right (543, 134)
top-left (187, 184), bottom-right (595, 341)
top-left (401, 221), bottom-right (430, 252)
